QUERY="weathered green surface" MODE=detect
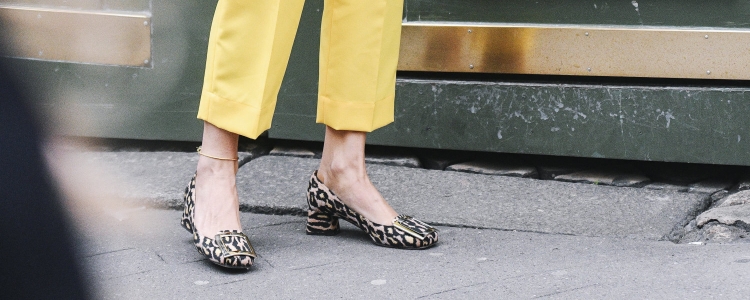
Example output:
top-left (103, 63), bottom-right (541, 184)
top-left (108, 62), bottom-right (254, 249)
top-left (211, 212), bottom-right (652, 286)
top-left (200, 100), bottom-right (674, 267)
top-left (6, 0), bottom-right (750, 165)
top-left (4, 0), bottom-right (215, 141)
top-left (2, 0), bottom-right (328, 142)
top-left (270, 0), bottom-right (750, 165)
top-left (404, 0), bottom-right (750, 28)
top-left (274, 79), bottom-right (750, 165)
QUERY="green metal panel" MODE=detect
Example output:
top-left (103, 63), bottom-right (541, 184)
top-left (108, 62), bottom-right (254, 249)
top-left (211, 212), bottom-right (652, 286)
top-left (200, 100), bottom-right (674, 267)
top-left (273, 79), bottom-right (750, 165)
top-left (1, 0), bottom-right (328, 142)
top-left (3, 0), bottom-right (213, 140)
top-left (403, 0), bottom-right (750, 28)
top-left (6, 0), bottom-right (750, 166)
top-left (270, 0), bottom-right (750, 166)
top-left (385, 80), bottom-right (750, 165)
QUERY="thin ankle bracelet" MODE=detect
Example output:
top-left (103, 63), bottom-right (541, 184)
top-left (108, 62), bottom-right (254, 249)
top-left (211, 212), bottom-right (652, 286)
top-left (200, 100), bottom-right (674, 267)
top-left (197, 146), bottom-right (238, 161)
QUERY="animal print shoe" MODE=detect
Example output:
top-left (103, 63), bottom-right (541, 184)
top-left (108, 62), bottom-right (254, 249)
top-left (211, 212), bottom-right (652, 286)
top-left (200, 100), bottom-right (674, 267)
top-left (306, 171), bottom-right (438, 249)
top-left (179, 174), bottom-right (197, 234)
top-left (181, 173), bottom-right (256, 269)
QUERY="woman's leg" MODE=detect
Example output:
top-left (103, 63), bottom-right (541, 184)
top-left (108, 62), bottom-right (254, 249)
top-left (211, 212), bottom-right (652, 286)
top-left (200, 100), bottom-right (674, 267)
top-left (194, 121), bottom-right (241, 236)
top-left (314, 0), bottom-right (404, 226)
top-left (193, 0), bottom-right (305, 239)
top-left (317, 127), bottom-right (397, 225)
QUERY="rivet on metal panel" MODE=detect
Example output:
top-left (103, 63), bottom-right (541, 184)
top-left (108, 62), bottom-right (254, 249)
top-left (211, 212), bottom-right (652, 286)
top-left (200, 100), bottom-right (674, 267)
top-left (469, 64), bottom-right (475, 69)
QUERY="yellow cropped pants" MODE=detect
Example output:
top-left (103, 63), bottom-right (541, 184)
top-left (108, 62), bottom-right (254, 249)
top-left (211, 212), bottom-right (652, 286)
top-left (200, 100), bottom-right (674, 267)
top-left (197, 0), bottom-right (404, 139)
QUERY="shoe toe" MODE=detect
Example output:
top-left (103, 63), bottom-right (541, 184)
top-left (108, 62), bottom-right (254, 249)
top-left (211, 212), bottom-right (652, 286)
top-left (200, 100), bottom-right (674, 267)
top-left (220, 254), bottom-right (254, 269)
top-left (407, 230), bottom-right (437, 249)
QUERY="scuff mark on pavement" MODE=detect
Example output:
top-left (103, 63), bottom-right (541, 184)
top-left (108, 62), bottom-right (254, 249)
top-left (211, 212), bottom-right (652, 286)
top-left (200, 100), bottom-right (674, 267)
top-left (209, 278), bottom-right (249, 288)
top-left (290, 261), bottom-right (347, 271)
top-left (85, 247), bottom-right (136, 258)
top-left (104, 269), bottom-right (155, 281)
top-left (415, 281), bottom-right (490, 299)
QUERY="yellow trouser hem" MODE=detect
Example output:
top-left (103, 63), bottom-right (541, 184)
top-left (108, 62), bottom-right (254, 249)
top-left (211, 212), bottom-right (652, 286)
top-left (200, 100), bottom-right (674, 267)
top-left (316, 94), bottom-right (395, 132)
top-left (197, 91), bottom-right (276, 139)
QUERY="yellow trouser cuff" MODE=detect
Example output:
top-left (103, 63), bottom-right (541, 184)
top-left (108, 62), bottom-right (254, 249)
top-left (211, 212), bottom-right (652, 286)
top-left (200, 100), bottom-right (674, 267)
top-left (316, 94), bottom-right (395, 132)
top-left (197, 91), bottom-right (276, 139)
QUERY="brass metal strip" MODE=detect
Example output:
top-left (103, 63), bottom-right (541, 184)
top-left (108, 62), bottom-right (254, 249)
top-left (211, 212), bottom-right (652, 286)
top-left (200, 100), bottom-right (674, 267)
top-left (398, 23), bottom-right (750, 80)
top-left (0, 6), bottom-right (151, 67)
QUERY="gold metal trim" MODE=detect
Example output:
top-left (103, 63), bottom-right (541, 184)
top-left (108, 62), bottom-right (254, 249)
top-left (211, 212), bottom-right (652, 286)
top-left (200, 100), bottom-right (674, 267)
top-left (216, 232), bottom-right (257, 258)
top-left (0, 6), bottom-right (151, 67)
top-left (392, 215), bottom-right (435, 240)
top-left (392, 220), bottom-right (425, 240)
top-left (398, 23), bottom-right (750, 80)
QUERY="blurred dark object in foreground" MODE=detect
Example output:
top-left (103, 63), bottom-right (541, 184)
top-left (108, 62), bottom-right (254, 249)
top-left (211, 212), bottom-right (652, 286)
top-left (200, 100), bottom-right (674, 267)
top-left (0, 42), bottom-right (90, 298)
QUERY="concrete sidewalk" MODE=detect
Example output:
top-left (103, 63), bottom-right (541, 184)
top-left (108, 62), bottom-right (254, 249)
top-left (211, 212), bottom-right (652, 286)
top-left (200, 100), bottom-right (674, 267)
top-left (236, 156), bottom-right (706, 240)
top-left (78, 209), bottom-right (749, 299)
top-left (51, 147), bottom-right (749, 298)
top-left (60, 151), bottom-right (708, 240)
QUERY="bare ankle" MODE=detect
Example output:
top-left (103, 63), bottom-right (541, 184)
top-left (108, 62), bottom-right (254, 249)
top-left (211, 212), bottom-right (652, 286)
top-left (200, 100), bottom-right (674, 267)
top-left (318, 126), bottom-right (369, 184)
top-left (197, 156), bottom-right (238, 177)
top-left (319, 157), bottom-right (366, 185)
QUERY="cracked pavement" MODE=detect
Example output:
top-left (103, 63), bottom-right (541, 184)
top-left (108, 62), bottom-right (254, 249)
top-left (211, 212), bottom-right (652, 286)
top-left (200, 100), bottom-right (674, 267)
top-left (77, 209), bottom-right (750, 299)
top-left (52, 146), bottom-right (750, 299)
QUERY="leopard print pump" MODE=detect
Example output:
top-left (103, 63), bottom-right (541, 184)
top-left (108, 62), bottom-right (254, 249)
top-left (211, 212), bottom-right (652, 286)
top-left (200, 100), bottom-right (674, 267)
top-left (306, 171), bottom-right (438, 249)
top-left (181, 174), bottom-right (256, 269)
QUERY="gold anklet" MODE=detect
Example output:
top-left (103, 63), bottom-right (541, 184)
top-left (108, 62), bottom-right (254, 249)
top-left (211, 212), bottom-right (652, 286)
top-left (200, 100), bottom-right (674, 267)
top-left (196, 146), bottom-right (238, 161)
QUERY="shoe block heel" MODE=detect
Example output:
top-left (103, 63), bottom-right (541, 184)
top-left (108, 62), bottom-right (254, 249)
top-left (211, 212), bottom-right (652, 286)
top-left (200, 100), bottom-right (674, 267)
top-left (306, 211), bottom-right (340, 236)
top-left (307, 171), bottom-right (438, 249)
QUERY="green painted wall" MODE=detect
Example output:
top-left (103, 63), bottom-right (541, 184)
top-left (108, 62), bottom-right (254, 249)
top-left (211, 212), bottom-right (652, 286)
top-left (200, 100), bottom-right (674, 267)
top-left (3, 0), bottom-right (213, 140)
top-left (271, 0), bottom-right (750, 166)
top-left (5, 0), bottom-right (750, 166)
top-left (403, 0), bottom-right (750, 28)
